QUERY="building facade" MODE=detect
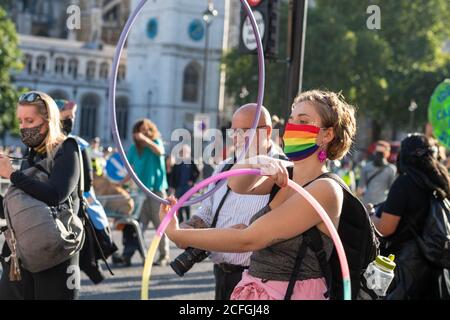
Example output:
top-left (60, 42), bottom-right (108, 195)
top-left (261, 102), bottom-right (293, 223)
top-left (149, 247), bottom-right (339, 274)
top-left (12, 34), bottom-right (129, 144)
top-left (126, 0), bottom-right (225, 141)
top-left (7, 0), bottom-right (225, 148)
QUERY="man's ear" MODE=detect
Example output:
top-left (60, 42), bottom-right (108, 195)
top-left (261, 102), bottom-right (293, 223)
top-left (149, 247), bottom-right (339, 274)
top-left (265, 126), bottom-right (273, 140)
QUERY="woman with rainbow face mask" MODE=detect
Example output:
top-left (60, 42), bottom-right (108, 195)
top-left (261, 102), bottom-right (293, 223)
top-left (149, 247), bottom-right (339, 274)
top-left (160, 90), bottom-right (357, 300)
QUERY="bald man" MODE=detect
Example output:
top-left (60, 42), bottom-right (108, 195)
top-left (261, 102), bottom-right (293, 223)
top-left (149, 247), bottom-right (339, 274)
top-left (173, 104), bottom-right (287, 300)
top-left (229, 103), bottom-right (273, 160)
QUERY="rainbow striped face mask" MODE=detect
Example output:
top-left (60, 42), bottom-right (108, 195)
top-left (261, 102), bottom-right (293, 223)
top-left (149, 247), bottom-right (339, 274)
top-left (283, 123), bottom-right (321, 161)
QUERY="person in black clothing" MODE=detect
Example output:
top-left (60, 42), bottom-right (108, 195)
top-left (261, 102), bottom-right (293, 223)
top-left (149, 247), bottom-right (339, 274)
top-left (372, 133), bottom-right (450, 299)
top-left (0, 91), bottom-right (81, 300)
top-left (56, 99), bottom-right (117, 284)
top-left (169, 144), bottom-right (199, 222)
top-left (56, 99), bottom-right (93, 192)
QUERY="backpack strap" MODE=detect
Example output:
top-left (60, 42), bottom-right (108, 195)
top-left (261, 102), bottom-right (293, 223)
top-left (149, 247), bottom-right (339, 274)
top-left (316, 172), bottom-right (352, 194)
top-left (365, 165), bottom-right (387, 188)
top-left (34, 164), bottom-right (50, 176)
top-left (304, 228), bottom-right (333, 298)
top-left (284, 227), bottom-right (333, 300)
top-left (284, 232), bottom-right (310, 300)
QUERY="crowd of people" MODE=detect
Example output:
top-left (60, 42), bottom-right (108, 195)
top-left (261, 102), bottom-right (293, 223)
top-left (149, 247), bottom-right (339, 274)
top-left (0, 88), bottom-right (449, 300)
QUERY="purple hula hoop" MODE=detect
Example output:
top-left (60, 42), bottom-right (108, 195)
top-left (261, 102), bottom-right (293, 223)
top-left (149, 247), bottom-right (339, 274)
top-left (109, 0), bottom-right (265, 206)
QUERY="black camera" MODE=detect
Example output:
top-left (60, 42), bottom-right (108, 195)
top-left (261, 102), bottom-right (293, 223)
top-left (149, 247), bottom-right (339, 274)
top-left (170, 247), bottom-right (210, 277)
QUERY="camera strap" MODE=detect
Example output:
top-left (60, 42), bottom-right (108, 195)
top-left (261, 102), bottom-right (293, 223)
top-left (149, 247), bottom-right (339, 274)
top-left (210, 162), bottom-right (234, 228)
top-left (210, 187), bottom-right (231, 228)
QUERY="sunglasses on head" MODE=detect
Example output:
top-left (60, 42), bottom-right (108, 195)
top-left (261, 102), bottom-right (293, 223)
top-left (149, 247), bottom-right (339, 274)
top-left (19, 92), bottom-right (44, 104)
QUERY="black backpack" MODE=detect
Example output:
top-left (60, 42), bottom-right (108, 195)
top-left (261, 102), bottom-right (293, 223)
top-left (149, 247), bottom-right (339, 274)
top-left (270, 169), bottom-right (380, 300)
top-left (407, 192), bottom-right (450, 269)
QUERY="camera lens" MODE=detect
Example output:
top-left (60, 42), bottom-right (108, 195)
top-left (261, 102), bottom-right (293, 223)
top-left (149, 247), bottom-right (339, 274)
top-left (170, 258), bottom-right (189, 277)
top-left (170, 247), bottom-right (210, 277)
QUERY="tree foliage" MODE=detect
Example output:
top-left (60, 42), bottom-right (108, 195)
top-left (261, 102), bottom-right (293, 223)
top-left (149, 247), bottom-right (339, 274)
top-left (223, 0), bottom-right (450, 140)
top-left (0, 6), bottom-right (23, 141)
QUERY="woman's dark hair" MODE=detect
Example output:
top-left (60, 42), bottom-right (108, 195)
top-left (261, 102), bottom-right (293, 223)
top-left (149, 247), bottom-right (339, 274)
top-left (398, 133), bottom-right (450, 199)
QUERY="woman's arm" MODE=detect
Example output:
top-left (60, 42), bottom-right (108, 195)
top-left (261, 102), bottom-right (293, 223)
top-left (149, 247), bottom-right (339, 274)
top-left (371, 175), bottom-right (404, 237)
top-left (162, 179), bottom-right (343, 252)
top-left (371, 212), bottom-right (401, 237)
top-left (139, 134), bottom-right (164, 156)
top-left (10, 139), bottom-right (80, 206)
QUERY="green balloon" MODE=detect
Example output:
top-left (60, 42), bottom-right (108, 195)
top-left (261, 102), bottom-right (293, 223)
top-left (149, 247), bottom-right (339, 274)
top-left (428, 79), bottom-right (450, 149)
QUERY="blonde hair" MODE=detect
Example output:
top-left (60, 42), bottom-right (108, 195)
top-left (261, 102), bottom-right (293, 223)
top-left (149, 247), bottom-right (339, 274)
top-left (292, 90), bottom-right (357, 160)
top-left (18, 91), bottom-right (66, 157)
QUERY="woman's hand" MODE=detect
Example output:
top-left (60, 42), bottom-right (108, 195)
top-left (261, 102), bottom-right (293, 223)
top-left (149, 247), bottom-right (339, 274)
top-left (253, 156), bottom-right (291, 188)
top-left (159, 196), bottom-right (179, 238)
top-left (0, 155), bottom-right (15, 179)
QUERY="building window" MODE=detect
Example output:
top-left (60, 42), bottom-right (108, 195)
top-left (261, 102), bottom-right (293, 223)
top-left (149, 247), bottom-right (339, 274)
top-left (54, 57), bottom-right (65, 75)
top-left (80, 94), bottom-right (99, 139)
top-left (36, 55), bottom-right (47, 74)
top-left (24, 54), bottom-right (33, 74)
top-left (68, 58), bottom-right (78, 79)
top-left (182, 62), bottom-right (200, 102)
top-left (99, 62), bottom-right (109, 79)
top-left (86, 61), bottom-right (96, 81)
top-left (117, 64), bottom-right (126, 82)
top-left (116, 96), bottom-right (129, 139)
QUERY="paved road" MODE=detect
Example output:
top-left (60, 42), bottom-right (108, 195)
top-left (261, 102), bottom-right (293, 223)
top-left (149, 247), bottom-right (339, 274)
top-left (0, 225), bottom-right (215, 300)
top-left (80, 228), bottom-right (216, 300)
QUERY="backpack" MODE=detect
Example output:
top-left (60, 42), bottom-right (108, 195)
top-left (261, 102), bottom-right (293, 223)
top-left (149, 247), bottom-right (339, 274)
top-left (323, 173), bottom-right (381, 300)
top-left (270, 169), bottom-right (380, 300)
top-left (3, 138), bottom-right (85, 275)
top-left (407, 192), bottom-right (450, 269)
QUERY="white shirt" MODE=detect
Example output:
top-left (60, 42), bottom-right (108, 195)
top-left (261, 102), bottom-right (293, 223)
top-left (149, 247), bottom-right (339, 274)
top-left (195, 147), bottom-right (285, 266)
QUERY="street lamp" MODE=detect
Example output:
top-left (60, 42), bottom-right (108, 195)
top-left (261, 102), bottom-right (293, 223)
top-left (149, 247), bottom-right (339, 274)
top-left (408, 100), bottom-right (418, 131)
top-left (200, 2), bottom-right (218, 114)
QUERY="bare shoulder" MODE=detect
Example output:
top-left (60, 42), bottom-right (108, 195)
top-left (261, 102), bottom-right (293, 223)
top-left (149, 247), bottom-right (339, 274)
top-left (305, 178), bottom-right (344, 212)
top-left (310, 177), bottom-right (343, 195)
top-left (305, 178), bottom-right (344, 199)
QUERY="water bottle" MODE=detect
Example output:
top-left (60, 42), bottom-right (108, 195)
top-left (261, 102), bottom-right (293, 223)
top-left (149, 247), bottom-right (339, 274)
top-left (363, 254), bottom-right (396, 297)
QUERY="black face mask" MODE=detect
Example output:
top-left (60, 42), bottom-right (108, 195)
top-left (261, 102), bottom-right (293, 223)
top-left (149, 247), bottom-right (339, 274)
top-left (373, 151), bottom-right (386, 167)
top-left (62, 118), bottom-right (74, 135)
top-left (20, 123), bottom-right (47, 148)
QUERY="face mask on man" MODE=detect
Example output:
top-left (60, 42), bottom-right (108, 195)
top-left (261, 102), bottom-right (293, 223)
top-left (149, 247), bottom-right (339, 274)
top-left (373, 151), bottom-right (386, 167)
top-left (62, 118), bottom-right (74, 135)
top-left (20, 123), bottom-right (47, 148)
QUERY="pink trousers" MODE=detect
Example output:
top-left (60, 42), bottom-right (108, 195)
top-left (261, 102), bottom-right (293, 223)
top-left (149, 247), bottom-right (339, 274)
top-left (231, 270), bottom-right (329, 300)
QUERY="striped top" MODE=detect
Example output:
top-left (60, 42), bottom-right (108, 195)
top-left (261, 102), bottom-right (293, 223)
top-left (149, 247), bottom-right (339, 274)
top-left (195, 147), bottom-right (285, 266)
